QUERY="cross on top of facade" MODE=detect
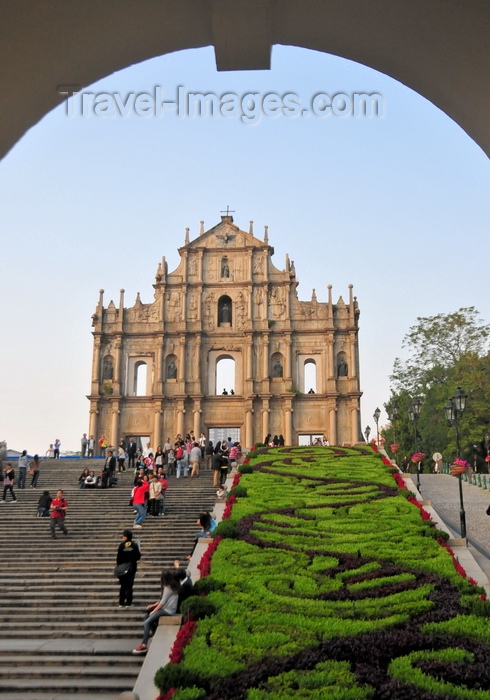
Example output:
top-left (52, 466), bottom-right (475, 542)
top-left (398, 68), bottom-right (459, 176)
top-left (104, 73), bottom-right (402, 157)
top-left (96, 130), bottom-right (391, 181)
top-left (220, 206), bottom-right (235, 216)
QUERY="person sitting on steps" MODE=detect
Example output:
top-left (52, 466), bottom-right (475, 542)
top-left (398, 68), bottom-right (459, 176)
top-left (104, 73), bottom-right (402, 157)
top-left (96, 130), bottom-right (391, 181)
top-left (132, 569), bottom-right (181, 654)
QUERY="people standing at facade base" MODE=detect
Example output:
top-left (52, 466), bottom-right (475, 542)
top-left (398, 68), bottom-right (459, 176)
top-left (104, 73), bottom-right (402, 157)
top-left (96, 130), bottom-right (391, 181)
top-left (18, 450), bottom-right (29, 489)
top-left (30, 454), bottom-right (41, 488)
top-left (50, 489), bottom-right (68, 538)
top-left (2, 463), bottom-right (17, 502)
top-left (81, 433), bottom-right (88, 458)
top-left (127, 438), bottom-right (137, 469)
top-left (53, 439), bottom-right (61, 459)
top-left (87, 435), bottom-right (95, 458)
top-left (98, 435), bottom-right (108, 456)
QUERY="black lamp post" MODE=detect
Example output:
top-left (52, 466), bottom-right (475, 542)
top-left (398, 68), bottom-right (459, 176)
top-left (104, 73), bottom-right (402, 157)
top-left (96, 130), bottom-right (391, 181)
top-left (444, 387), bottom-right (468, 539)
top-left (364, 425), bottom-right (371, 444)
top-left (408, 397), bottom-right (423, 492)
top-left (373, 408), bottom-right (381, 445)
top-left (408, 397), bottom-right (422, 453)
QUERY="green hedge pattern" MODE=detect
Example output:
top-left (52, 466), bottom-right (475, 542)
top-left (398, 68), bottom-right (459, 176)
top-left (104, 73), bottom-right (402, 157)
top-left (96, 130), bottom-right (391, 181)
top-left (157, 446), bottom-right (490, 699)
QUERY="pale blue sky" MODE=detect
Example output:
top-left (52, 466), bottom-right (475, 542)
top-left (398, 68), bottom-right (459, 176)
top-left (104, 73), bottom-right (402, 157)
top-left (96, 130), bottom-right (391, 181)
top-left (1, 45), bottom-right (488, 453)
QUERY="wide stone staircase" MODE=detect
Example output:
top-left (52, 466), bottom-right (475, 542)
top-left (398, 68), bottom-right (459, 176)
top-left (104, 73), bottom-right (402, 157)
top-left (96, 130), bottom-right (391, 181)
top-left (0, 458), bottom-right (217, 699)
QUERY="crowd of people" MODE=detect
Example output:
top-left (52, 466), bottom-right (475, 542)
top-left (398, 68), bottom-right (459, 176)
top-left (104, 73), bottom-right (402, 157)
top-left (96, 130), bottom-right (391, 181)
top-left (2, 432), bottom-right (237, 660)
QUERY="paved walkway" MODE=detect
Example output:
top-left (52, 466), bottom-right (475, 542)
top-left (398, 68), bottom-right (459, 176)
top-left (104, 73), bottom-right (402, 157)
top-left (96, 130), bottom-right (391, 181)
top-left (419, 473), bottom-right (490, 578)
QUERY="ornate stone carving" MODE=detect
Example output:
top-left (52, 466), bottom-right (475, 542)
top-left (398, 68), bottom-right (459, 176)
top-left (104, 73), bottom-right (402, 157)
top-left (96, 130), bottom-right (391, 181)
top-left (165, 291), bottom-right (182, 322)
top-left (253, 255), bottom-right (264, 275)
top-left (189, 257), bottom-right (198, 277)
top-left (204, 292), bottom-right (215, 330)
top-left (270, 287), bottom-right (286, 318)
top-left (236, 258), bottom-right (245, 281)
top-left (188, 292), bottom-right (198, 321)
top-left (235, 291), bottom-right (247, 329)
top-left (127, 301), bottom-right (159, 322)
top-left (205, 257), bottom-right (216, 281)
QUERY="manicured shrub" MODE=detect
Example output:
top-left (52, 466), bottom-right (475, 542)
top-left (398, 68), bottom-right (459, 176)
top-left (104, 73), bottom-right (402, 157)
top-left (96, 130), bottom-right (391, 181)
top-left (180, 596), bottom-right (217, 620)
top-left (192, 577), bottom-right (226, 595)
top-left (238, 463), bottom-right (254, 474)
top-left (154, 664), bottom-right (204, 694)
top-left (215, 518), bottom-right (238, 539)
top-left (230, 484), bottom-right (248, 498)
top-left (172, 688), bottom-right (206, 700)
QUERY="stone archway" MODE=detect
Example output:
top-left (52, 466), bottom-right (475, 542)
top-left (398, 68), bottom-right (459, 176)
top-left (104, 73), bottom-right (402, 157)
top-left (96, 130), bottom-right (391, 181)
top-left (1, 3), bottom-right (490, 159)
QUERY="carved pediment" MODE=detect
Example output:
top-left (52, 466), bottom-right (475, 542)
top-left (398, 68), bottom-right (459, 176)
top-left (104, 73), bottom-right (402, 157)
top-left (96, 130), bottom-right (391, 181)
top-left (185, 219), bottom-right (265, 251)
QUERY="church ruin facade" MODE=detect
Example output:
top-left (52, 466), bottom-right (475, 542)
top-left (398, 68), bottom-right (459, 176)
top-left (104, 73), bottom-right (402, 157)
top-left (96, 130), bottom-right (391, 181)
top-left (87, 215), bottom-right (362, 448)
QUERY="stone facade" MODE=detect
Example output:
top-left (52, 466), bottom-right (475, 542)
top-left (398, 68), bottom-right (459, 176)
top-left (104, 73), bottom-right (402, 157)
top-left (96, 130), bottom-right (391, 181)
top-left (87, 215), bottom-right (362, 448)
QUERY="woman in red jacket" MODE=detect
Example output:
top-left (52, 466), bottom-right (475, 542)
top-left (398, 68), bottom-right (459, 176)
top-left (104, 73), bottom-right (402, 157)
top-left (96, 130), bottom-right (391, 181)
top-left (132, 479), bottom-right (149, 529)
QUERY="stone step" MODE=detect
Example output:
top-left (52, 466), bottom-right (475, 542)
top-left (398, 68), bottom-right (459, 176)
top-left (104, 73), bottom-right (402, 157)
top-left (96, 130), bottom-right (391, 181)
top-left (0, 694), bottom-right (121, 700)
top-left (0, 655), bottom-right (141, 667)
top-left (0, 678), bottom-right (132, 691)
top-left (0, 612), bottom-right (145, 623)
top-left (0, 459), bottom-right (216, 697)
top-left (0, 629), bottom-right (149, 639)
top-left (1, 665), bottom-right (138, 678)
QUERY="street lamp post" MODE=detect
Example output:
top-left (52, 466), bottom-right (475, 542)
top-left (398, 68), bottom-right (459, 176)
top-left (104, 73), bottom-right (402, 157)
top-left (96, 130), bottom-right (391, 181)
top-left (444, 387), bottom-right (468, 540)
top-left (408, 397), bottom-right (423, 493)
top-left (373, 408), bottom-right (381, 445)
top-left (364, 426), bottom-right (371, 444)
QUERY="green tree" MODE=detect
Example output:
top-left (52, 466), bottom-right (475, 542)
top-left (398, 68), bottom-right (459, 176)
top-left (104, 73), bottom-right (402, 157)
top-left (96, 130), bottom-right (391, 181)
top-left (385, 308), bottom-right (490, 469)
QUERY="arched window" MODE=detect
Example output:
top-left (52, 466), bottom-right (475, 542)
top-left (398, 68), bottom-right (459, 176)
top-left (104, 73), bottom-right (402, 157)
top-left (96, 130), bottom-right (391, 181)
top-left (304, 359), bottom-right (317, 394)
top-left (216, 355), bottom-right (235, 395)
top-left (134, 361), bottom-right (147, 396)
top-left (218, 295), bottom-right (232, 327)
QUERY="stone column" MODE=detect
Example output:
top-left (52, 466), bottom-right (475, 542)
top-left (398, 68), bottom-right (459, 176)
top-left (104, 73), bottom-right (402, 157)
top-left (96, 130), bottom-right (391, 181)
top-left (246, 339), bottom-right (253, 380)
top-left (178, 336), bottom-right (186, 394)
top-left (177, 404), bottom-right (185, 437)
top-left (349, 332), bottom-right (357, 378)
top-left (262, 400), bottom-right (270, 443)
top-left (193, 400), bottom-right (201, 438)
top-left (351, 405), bottom-right (359, 444)
top-left (91, 338), bottom-right (101, 394)
top-left (245, 407), bottom-right (253, 449)
top-left (110, 403), bottom-right (120, 448)
top-left (155, 342), bottom-right (163, 394)
top-left (327, 337), bottom-right (335, 378)
top-left (89, 404), bottom-right (98, 439)
top-left (153, 408), bottom-right (162, 448)
top-left (113, 339), bottom-right (122, 396)
top-left (284, 407), bottom-right (293, 446)
top-left (284, 338), bottom-right (292, 383)
top-left (194, 336), bottom-right (202, 394)
top-left (262, 336), bottom-right (270, 390)
top-left (329, 407), bottom-right (337, 446)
